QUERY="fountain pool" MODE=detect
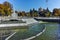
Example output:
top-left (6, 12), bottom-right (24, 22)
top-left (7, 23), bottom-right (45, 40)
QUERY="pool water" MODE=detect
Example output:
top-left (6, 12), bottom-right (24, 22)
top-left (32, 23), bottom-right (59, 40)
top-left (1, 22), bottom-right (59, 40)
top-left (9, 23), bottom-right (45, 40)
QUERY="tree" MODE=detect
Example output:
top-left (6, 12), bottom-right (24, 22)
top-left (45, 8), bottom-right (51, 17)
top-left (3, 1), bottom-right (13, 9)
top-left (38, 8), bottom-right (45, 17)
top-left (26, 12), bottom-right (30, 17)
top-left (32, 8), bottom-right (38, 17)
top-left (53, 8), bottom-right (60, 17)
top-left (0, 4), bottom-right (5, 16)
top-left (30, 9), bottom-right (33, 17)
top-left (21, 11), bottom-right (26, 16)
top-left (3, 1), bottom-right (13, 16)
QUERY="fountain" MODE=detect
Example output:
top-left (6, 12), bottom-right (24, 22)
top-left (10, 11), bottom-right (19, 20)
top-left (0, 7), bottom-right (39, 40)
top-left (0, 8), bottom-right (39, 29)
top-left (11, 12), bottom-right (18, 19)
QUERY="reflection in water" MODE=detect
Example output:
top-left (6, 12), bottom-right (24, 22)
top-left (58, 23), bottom-right (60, 40)
top-left (32, 23), bottom-right (58, 40)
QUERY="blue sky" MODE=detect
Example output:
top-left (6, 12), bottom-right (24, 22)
top-left (0, 0), bottom-right (60, 12)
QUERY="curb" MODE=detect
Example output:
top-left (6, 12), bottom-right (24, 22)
top-left (5, 32), bottom-right (17, 40)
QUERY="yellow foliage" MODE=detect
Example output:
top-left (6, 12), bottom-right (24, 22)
top-left (54, 13), bottom-right (59, 16)
top-left (0, 2), bottom-right (12, 16)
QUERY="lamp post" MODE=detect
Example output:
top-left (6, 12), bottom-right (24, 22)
top-left (46, 0), bottom-right (48, 8)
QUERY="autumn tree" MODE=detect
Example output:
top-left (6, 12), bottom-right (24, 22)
top-left (45, 8), bottom-right (51, 17)
top-left (53, 8), bottom-right (60, 17)
top-left (3, 1), bottom-right (13, 16)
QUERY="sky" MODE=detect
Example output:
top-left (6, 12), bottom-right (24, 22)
top-left (0, 0), bottom-right (60, 12)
